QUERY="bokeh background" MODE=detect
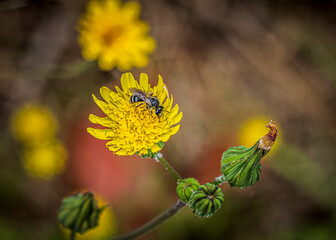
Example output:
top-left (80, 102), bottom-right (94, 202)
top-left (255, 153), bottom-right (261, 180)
top-left (1, 0), bottom-right (336, 239)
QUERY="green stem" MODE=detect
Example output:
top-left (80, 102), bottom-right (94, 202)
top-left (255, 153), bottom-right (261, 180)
top-left (70, 231), bottom-right (76, 240)
top-left (154, 153), bottom-right (183, 182)
top-left (110, 200), bottom-right (186, 240)
top-left (210, 175), bottom-right (227, 186)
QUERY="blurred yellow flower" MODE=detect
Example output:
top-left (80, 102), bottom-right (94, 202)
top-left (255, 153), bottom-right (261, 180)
top-left (64, 194), bottom-right (115, 240)
top-left (239, 116), bottom-right (281, 155)
top-left (23, 140), bottom-right (67, 179)
top-left (88, 72), bottom-right (182, 156)
top-left (11, 103), bottom-right (57, 142)
top-left (78, 0), bottom-right (156, 71)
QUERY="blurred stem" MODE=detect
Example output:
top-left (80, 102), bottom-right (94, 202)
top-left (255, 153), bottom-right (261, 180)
top-left (70, 231), bottom-right (76, 240)
top-left (210, 175), bottom-right (227, 186)
top-left (56, 61), bottom-right (96, 79)
top-left (154, 153), bottom-right (183, 182)
top-left (110, 200), bottom-right (186, 240)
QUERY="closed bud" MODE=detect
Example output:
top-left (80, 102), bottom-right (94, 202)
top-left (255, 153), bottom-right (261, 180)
top-left (221, 120), bottom-right (278, 189)
top-left (176, 178), bottom-right (200, 203)
top-left (58, 192), bottom-right (107, 234)
top-left (189, 183), bottom-right (224, 218)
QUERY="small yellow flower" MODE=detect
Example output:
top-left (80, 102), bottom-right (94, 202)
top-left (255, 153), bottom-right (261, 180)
top-left (88, 72), bottom-right (182, 156)
top-left (11, 103), bottom-right (57, 142)
top-left (23, 140), bottom-right (67, 179)
top-left (78, 0), bottom-right (156, 71)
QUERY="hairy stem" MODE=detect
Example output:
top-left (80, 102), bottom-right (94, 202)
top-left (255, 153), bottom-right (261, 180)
top-left (110, 200), bottom-right (186, 240)
top-left (154, 153), bottom-right (183, 182)
top-left (210, 175), bottom-right (227, 186)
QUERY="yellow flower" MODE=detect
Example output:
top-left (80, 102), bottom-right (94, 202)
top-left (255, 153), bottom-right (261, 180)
top-left (23, 140), bottom-right (67, 179)
top-left (88, 72), bottom-right (182, 156)
top-left (11, 103), bottom-right (57, 142)
top-left (78, 0), bottom-right (156, 71)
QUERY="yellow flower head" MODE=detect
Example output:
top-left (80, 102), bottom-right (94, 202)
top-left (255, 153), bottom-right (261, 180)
top-left (23, 140), bottom-right (67, 179)
top-left (88, 73), bottom-right (182, 156)
top-left (78, 0), bottom-right (156, 71)
top-left (11, 103), bottom-right (57, 142)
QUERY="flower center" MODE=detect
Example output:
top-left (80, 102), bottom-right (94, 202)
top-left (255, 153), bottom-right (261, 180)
top-left (102, 26), bottom-right (123, 46)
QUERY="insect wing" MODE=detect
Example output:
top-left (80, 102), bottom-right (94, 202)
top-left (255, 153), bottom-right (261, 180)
top-left (129, 88), bottom-right (151, 105)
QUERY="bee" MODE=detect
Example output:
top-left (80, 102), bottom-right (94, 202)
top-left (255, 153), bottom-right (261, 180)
top-left (129, 88), bottom-right (166, 116)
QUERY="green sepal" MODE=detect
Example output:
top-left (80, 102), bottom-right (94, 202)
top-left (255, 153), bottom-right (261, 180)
top-left (220, 142), bottom-right (269, 189)
top-left (58, 192), bottom-right (107, 234)
top-left (137, 149), bottom-right (156, 159)
top-left (176, 178), bottom-right (200, 203)
top-left (156, 141), bottom-right (165, 148)
top-left (189, 183), bottom-right (224, 218)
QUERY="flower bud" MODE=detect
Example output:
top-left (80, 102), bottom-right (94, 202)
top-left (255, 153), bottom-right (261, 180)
top-left (221, 120), bottom-right (278, 189)
top-left (176, 178), bottom-right (200, 203)
top-left (58, 192), bottom-right (107, 234)
top-left (189, 183), bottom-right (224, 218)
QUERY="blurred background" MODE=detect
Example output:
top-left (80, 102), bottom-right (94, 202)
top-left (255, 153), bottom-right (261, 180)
top-left (1, 0), bottom-right (336, 239)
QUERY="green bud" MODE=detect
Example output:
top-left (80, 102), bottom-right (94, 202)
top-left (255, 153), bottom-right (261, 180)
top-left (58, 192), bottom-right (106, 234)
top-left (221, 120), bottom-right (278, 189)
top-left (176, 178), bottom-right (200, 203)
top-left (189, 183), bottom-right (224, 218)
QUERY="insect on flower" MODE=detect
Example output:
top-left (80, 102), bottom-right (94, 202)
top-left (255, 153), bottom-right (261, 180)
top-left (87, 73), bottom-right (182, 156)
top-left (129, 86), bottom-right (168, 116)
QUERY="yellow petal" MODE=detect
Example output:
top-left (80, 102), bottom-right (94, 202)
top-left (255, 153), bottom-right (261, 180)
top-left (120, 72), bottom-right (137, 92)
top-left (139, 73), bottom-right (149, 92)
top-left (171, 112), bottom-right (183, 125)
top-left (166, 95), bottom-right (173, 111)
top-left (168, 104), bottom-right (179, 119)
top-left (115, 148), bottom-right (128, 155)
top-left (115, 86), bottom-right (124, 96)
top-left (157, 74), bottom-right (163, 88)
top-left (120, 73), bottom-right (131, 92)
top-left (92, 94), bottom-right (112, 116)
top-left (107, 144), bottom-right (120, 152)
top-left (169, 124), bottom-right (180, 135)
top-left (162, 98), bottom-right (171, 109)
top-left (159, 133), bottom-right (171, 142)
top-left (139, 148), bottom-right (148, 154)
top-left (89, 114), bottom-right (111, 127)
top-left (151, 144), bottom-right (161, 153)
top-left (87, 128), bottom-right (114, 140)
top-left (100, 87), bottom-right (114, 104)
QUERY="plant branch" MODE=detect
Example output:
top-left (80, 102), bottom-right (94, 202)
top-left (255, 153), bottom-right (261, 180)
top-left (110, 200), bottom-right (186, 240)
top-left (154, 153), bottom-right (183, 182)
